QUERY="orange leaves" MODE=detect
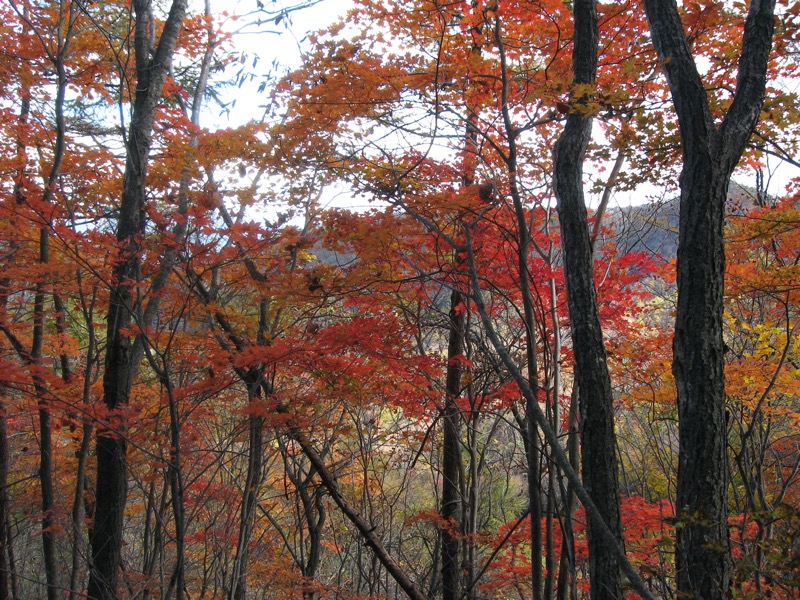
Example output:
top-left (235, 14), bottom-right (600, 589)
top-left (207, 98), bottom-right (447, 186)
top-left (481, 496), bottom-right (676, 596)
top-left (229, 340), bottom-right (296, 370)
top-left (405, 508), bottom-right (453, 530)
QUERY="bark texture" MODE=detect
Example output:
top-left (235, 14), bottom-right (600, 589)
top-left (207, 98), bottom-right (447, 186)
top-left (641, 0), bottom-right (775, 597)
top-left (88, 0), bottom-right (187, 597)
top-left (552, 0), bottom-right (624, 597)
top-left (441, 289), bottom-right (465, 600)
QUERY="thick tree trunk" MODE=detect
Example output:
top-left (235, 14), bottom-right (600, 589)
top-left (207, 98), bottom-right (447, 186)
top-left (552, 0), bottom-right (623, 597)
top-left (88, 1), bottom-right (187, 597)
top-left (642, 0), bottom-right (775, 596)
top-left (674, 165), bottom-right (732, 599)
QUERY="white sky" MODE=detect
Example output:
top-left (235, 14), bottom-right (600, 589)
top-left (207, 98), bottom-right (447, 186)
top-left (210, 0), bottom-right (352, 125)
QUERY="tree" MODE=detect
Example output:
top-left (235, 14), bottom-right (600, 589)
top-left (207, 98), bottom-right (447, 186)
top-left (552, 0), bottom-right (624, 595)
top-left (641, 0), bottom-right (776, 596)
top-left (88, 0), bottom-right (188, 596)
top-left (0, 0), bottom-right (796, 596)
top-left (265, 1), bottom-right (680, 597)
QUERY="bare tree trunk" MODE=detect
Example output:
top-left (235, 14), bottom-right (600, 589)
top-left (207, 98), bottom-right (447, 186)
top-left (441, 289), bottom-right (466, 600)
top-left (140, 478), bottom-right (168, 600)
top-left (557, 388), bottom-right (580, 600)
top-left (545, 276), bottom-right (562, 600)
top-left (642, 0), bottom-right (775, 596)
top-left (552, 0), bottom-right (624, 596)
top-left (32, 286), bottom-right (59, 600)
top-left (69, 282), bottom-right (97, 600)
top-left (229, 300), bottom-right (271, 600)
top-left (229, 406), bottom-right (265, 600)
top-left (0, 400), bottom-right (9, 600)
top-left (165, 377), bottom-right (186, 600)
top-left (0, 289), bottom-right (18, 600)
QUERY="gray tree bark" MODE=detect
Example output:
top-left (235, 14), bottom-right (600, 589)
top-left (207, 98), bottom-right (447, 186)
top-left (88, 0), bottom-right (187, 597)
top-left (442, 289), bottom-right (465, 600)
top-left (642, 0), bottom-right (775, 597)
top-left (552, 0), bottom-right (624, 597)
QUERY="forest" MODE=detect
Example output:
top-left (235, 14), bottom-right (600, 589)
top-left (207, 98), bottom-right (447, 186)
top-left (0, 0), bottom-right (798, 598)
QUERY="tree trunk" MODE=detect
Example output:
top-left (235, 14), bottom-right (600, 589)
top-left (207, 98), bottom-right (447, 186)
top-left (545, 277), bottom-right (562, 600)
top-left (557, 388), bottom-right (580, 600)
top-left (0, 400), bottom-right (9, 600)
top-left (69, 284), bottom-right (97, 600)
top-left (642, 0), bottom-right (775, 596)
top-left (491, 16), bottom-right (545, 598)
top-left (0, 288), bottom-right (18, 600)
top-left (33, 26), bottom-right (74, 597)
top-left (88, 0), bottom-right (187, 597)
top-left (165, 375), bottom-right (187, 600)
top-left (552, 0), bottom-right (624, 596)
top-left (229, 407), bottom-right (265, 600)
top-left (441, 289), bottom-right (465, 600)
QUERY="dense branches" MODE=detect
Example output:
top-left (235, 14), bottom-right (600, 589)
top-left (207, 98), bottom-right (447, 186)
top-left (0, 0), bottom-right (796, 599)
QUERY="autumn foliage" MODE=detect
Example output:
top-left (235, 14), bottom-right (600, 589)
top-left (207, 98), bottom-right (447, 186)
top-left (0, 0), bottom-right (798, 599)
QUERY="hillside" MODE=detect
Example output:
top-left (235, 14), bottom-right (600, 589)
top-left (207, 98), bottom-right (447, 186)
top-left (608, 182), bottom-right (761, 259)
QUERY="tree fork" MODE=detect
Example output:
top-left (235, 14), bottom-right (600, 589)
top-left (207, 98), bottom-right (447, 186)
top-left (88, 0), bottom-right (188, 596)
top-left (642, 0), bottom-right (776, 595)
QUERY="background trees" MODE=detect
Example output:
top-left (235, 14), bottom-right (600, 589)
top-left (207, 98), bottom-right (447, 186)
top-left (0, 0), bottom-right (797, 599)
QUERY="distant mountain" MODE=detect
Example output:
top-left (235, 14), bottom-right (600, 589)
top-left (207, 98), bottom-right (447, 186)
top-left (607, 182), bottom-right (761, 259)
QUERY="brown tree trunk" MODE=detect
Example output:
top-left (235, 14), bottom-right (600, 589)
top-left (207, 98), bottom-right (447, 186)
top-left (229, 407), bottom-right (265, 600)
top-left (642, 0), bottom-right (776, 596)
top-left (552, 0), bottom-right (623, 596)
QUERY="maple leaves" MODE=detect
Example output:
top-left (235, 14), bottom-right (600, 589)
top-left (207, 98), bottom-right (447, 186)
top-left (0, 0), bottom-right (796, 597)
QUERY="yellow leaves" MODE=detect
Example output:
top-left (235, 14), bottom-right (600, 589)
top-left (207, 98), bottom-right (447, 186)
top-left (723, 199), bottom-right (800, 434)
